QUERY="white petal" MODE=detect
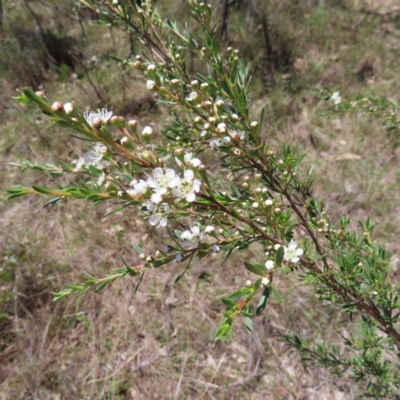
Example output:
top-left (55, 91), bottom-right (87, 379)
top-left (151, 193), bottom-right (163, 205)
top-left (165, 169), bottom-right (176, 178)
top-left (153, 167), bottom-right (163, 178)
top-left (149, 215), bottom-right (160, 225)
top-left (288, 240), bottom-right (297, 250)
top-left (146, 201), bottom-right (155, 211)
top-left (186, 192), bottom-right (196, 202)
top-left (164, 203), bottom-right (171, 214)
top-left (169, 176), bottom-right (181, 188)
top-left (159, 217), bottom-right (168, 227)
top-left (184, 152), bottom-right (192, 162)
top-left (184, 169), bottom-right (194, 181)
top-left (191, 226), bottom-right (200, 235)
top-left (292, 257), bottom-right (300, 263)
top-left (296, 248), bottom-right (304, 256)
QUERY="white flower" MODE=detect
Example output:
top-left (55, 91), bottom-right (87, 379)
top-left (97, 172), bottom-right (106, 186)
top-left (212, 244), bottom-right (220, 253)
top-left (180, 225), bottom-right (204, 248)
top-left (146, 201), bottom-right (171, 228)
top-left (74, 143), bottom-right (109, 171)
top-left (163, 245), bottom-right (170, 253)
top-left (261, 277), bottom-right (270, 287)
top-left (147, 80), bottom-right (156, 90)
top-left (265, 199), bottom-right (273, 206)
top-left (131, 179), bottom-right (149, 195)
top-left (245, 280), bottom-right (253, 287)
top-left (147, 168), bottom-right (180, 195)
top-left (283, 240), bottom-right (304, 263)
top-left (265, 260), bottom-right (275, 270)
top-left (172, 169), bottom-right (202, 202)
top-left (331, 91), bottom-right (342, 105)
top-left (205, 226), bottom-right (214, 233)
top-left (176, 152), bottom-right (202, 168)
top-left (84, 107), bottom-right (113, 126)
top-left (186, 91), bottom-right (198, 101)
top-left (176, 254), bottom-right (184, 263)
top-left (229, 130), bottom-right (245, 141)
top-left (210, 138), bottom-right (223, 149)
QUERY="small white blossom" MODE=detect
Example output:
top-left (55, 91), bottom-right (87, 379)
top-left (210, 138), bottom-right (223, 149)
top-left (261, 277), bottom-right (270, 287)
top-left (131, 179), bottom-right (149, 195)
top-left (245, 280), bottom-right (253, 287)
top-left (147, 168), bottom-right (180, 195)
top-left (84, 107), bottom-right (113, 126)
top-left (146, 201), bottom-right (171, 228)
top-left (265, 260), bottom-right (275, 270)
top-left (97, 172), bottom-right (106, 186)
top-left (180, 225), bottom-right (203, 248)
top-left (142, 126), bottom-right (153, 136)
top-left (186, 91), bottom-right (198, 101)
top-left (212, 244), bottom-right (220, 253)
top-left (172, 169), bottom-right (202, 202)
top-left (331, 91), bottom-right (342, 105)
top-left (283, 240), bottom-right (304, 263)
top-left (176, 152), bottom-right (202, 168)
top-left (176, 254), bottom-right (184, 263)
top-left (74, 143), bottom-right (109, 171)
top-left (205, 226), bottom-right (214, 233)
top-left (163, 245), bottom-right (170, 253)
top-left (229, 130), bottom-right (245, 141)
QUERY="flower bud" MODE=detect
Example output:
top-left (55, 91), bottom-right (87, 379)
top-left (194, 116), bottom-right (202, 123)
top-left (133, 60), bottom-right (142, 69)
top-left (208, 117), bottom-right (216, 123)
top-left (200, 82), bottom-right (209, 90)
top-left (147, 64), bottom-right (156, 71)
top-left (215, 99), bottom-right (224, 107)
top-left (140, 253), bottom-right (147, 260)
top-left (141, 126), bottom-right (153, 136)
top-left (191, 80), bottom-right (199, 87)
top-left (265, 199), bottom-right (273, 206)
top-left (174, 148), bottom-right (184, 156)
top-left (92, 117), bottom-right (103, 129)
top-left (274, 207), bottom-right (281, 213)
top-left (171, 79), bottom-right (179, 85)
top-left (147, 80), bottom-right (156, 90)
top-left (51, 102), bottom-right (64, 113)
top-left (121, 136), bottom-right (129, 146)
top-left (64, 102), bottom-right (75, 115)
top-left (250, 121), bottom-right (258, 128)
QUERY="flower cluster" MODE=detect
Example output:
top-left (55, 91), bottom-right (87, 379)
top-left (73, 143), bottom-right (109, 171)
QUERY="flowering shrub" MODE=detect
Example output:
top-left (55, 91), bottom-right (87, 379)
top-left (6, 1), bottom-right (400, 397)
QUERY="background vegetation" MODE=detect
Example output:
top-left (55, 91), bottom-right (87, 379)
top-left (1, 0), bottom-right (400, 398)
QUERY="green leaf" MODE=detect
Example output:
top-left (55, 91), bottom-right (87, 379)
top-left (226, 288), bottom-right (251, 300)
top-left (221, 297), bottom-right (237, 307)
top-left (32, 185), bottom-right (50, 194)
top-left (131, 241), bottom-right (145, 254)
top-left (275, 245), bottom-right (285, 268)
top-left (245, 315), bottom-right (253, 333)
top-left (43, 197), bottom-right (62, 208)
top-left (271, 286), bottom-right (284, 303)
top-left (256, 287), bottom-right (270, 316)
top-left (244, 261), bottom-right (265, 277)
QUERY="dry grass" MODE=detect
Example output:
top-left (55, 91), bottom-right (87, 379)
top-left (1, 1), bottom-right (400, 399)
